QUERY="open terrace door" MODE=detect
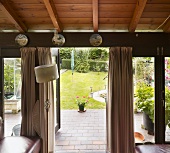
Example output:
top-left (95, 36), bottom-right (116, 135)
top-left (0, 48), bottom-right (61, 136)
top-left (51, 48), bottom-right (61, 133)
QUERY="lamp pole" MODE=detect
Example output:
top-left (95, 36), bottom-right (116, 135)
top-left (45, 82), bottom-right (50, 153)
top-left (34, 64), bottom-right (59, 153)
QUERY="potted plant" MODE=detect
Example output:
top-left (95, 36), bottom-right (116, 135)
top-left (136, 82), bottom-right (170, 134)
top-left (165, 87), bottom-right (170, 128)
top-left (135, 82), bottom-right (154, 134)
top-left (76, 96), bottom-right (89, 112)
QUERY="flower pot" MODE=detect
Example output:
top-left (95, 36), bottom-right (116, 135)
top-left (79, 105), bottom-right (84, 111)
top-left (143, 112), bottom-right (154, 135)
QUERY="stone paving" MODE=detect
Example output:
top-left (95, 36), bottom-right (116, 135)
top-left (6, 109), bottom-right (170, 152)
top-left (54, 110), bottom-right (155, 153)
top-left (5, 111), bottom-right (21, 136)
top-left (55, 109), bottom-right (106, 153)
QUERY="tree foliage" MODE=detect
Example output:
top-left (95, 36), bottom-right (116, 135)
top-left (74, 50), bottom-right (90, 73)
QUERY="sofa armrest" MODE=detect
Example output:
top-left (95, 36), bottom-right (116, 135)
top-left (135, 144), bottom-right (170, 153)
top-left (0, 136), bottom-right (41, 153)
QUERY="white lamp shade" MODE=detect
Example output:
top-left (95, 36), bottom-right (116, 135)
top-left (34, 64), bottom-right (59, 83)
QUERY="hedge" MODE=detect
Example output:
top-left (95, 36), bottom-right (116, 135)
top-left (62, 59), bottom-right (108, 72)
top-left (89, 60), bottom-right (108, 72)
top-left (59, 48), bottom-right (73, 59)
top-left (61, 59), bottom-right (71, 69)
top-left (88, 48), bottom-right (108, 60)
top-left (59, 48), bottom-right (109, 60)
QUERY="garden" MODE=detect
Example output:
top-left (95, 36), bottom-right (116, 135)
top-left (60, 70), bottom-right (107, 109)
top-left (59, 47), bottom-right (109, 110)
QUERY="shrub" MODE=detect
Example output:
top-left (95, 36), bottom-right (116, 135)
top-left (61, 59), bottom-right (71, 69)
top-left (89, 60), bottom-right (108, 72)
top-left (75, 50), bottom-right (90, 73)
top-left (59, 48), bottom-right (73, 59)
top-left (61, 58), bottom-right (108, 72)
top-left (59, 48), bottom-right (109, 72)
top-left (165, 87), bottom-right (170, 128)
top-left (136, 83), bottom-right (170, 128)
top-left (88, 48), bottom-right (108, 60)
top-left (4, 64), bottom-right (14, 93)
top-left (135, 82), bottom-right (154, 122)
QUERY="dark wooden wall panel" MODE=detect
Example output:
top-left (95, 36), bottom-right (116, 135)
top-left (0, 32), bottom-right (169, 56)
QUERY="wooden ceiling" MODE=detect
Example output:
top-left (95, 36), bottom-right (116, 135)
top-left (0, 0), bottom-right (169, 33)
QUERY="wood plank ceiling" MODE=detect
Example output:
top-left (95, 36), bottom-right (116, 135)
top-left (0, 0), bottom-right (169, 32)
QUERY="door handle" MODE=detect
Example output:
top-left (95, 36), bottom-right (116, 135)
top-left (162, 99), bottom-right (165, 107)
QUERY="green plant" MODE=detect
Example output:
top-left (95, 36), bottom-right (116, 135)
top-left (135, 82), bottom-right (154, 122)
top-left (61, 59), bottom-right (71, 69)
top-left (59, 48), bottom-right (73, 59)
top-left (88, 48), bottom-right (108, 60)
top-left (133, 57), bottom-right (154, 85)
top-left (165, 87), bottom-right (170, 128)
top-left (93, 63), bottom-right (101, 74)
top-left (4, 59), bottom-right (21, 96)
top-left (76, 96), bottom-right (89, 107)
top-left (4, 64), bottom-right (14, 93)
top-left (74, 50), bottom-right (90, 73)
top-left (88, 60), bottom-right (108, 72)
top-left (136, 82), bottom-right (170, 127)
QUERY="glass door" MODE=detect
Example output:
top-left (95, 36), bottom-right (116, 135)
top-left (133, 57), bottom-right (155, 143)
top-left (1, 49), bottom-right (60, 137)
top-left (165, 57), bottom-right (170, 141)
top-left (4, 58), bottom-right (22, 136)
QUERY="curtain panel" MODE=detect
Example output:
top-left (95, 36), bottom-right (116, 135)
top-left (20, 47), bottom-right (37, 136)
top-left (20, 47), bottom-right (55, 153)
top-left (106, 47), bottom-right (135, 153)
top-left (37, 47), bottom-right (55, 153)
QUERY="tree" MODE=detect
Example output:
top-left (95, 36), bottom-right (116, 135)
top-left (74, 49), bottom-right (90, 73)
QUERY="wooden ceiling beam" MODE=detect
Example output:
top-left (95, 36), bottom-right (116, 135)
top-left (0, 0), bottom-right (27, 32)
top-left (92, 0), bottom-right (98, 32)
top-left (129, 0), bottom-right (147, 32)
top-left (163, 18), bottom-right (170, 32)
top-left (43, 0), bottom-right (63, 32)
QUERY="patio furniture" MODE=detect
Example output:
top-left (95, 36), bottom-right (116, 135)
top-left (0, 117), bottom-right (41, 153)
top-left (11, 124), bottom-right (21, 136)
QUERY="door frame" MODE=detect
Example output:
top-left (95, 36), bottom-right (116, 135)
top-left (52, 48), bottom-right (61, 133)
top-left (0, 43), bottom-right (169, 143)
top-left (133, 47), bottom-right (166, 144)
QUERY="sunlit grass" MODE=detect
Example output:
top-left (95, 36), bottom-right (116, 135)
top-left (60, 70), bottom-right (107, 109)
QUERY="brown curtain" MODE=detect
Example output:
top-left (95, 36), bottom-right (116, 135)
top-left (37, 47), bottom-right (55, 153)
top-left (21, 47), bottom-right (55, 153)
top-left (106, 47), bottom-right (135, 153)
top-left (20, 47), bottom-right (37, 136)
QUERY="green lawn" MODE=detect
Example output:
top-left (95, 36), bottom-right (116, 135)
top-left (60, 70), bottom-right (107, 109)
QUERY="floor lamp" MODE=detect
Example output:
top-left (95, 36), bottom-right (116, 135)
top-left (34, 64), bottom-right (59, 153)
